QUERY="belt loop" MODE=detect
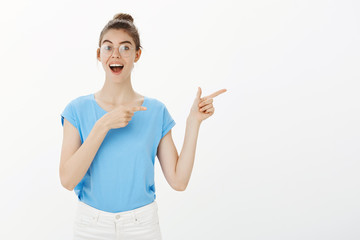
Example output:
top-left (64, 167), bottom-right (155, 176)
top-left (94, 209), bottom-right (99, 223)
top-left (154, 200), bottom-right (158, 210)
top-left (132, 211), bottom-right (138, 223)
top-left (95, 212), bottom-right (99, 223)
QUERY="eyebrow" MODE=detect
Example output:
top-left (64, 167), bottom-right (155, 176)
top-left (102, 40), bottom-right (132, 45)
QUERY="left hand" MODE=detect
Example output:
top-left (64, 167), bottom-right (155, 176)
top-left (189, 87), bottom-right (227, 123)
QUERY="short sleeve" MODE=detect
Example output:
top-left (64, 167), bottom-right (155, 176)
top-left (60, 101), bottom-right (78, 130)
top-left (161, 104), bottom-right (176, 139)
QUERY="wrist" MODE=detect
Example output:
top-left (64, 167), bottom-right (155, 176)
top-left (96, 116), bottom-right (110, 133)
top-left (187, 115), bottom-right (201, 126)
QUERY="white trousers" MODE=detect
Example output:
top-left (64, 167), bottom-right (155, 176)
top-left (73, 200), bottom-right (162, 240)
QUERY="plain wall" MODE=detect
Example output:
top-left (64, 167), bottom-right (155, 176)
top-left (0, 0), bottom-right (359, 239)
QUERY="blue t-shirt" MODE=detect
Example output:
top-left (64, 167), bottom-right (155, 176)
top-left (60, 93), bottom-right (176, 213)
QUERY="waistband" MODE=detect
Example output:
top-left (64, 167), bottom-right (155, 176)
top-left (77, 200), bottom-right (158, 220)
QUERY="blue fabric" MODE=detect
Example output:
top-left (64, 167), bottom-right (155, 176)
top-left (60, 93), bottom-right (176, 213)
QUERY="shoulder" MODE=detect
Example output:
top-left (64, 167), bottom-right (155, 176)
top-left (68, 93), bottom-right (93, 109)
top-left (145, 96), bottom-right (169, 111)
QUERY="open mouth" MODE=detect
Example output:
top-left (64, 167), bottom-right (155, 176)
top-left (109, 64), bottom-right (124, 74)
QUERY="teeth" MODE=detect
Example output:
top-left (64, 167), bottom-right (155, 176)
top-left (110, 64), bottom-right (124, 67)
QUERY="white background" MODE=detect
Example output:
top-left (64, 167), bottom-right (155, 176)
top-left (0, 0), bottom-right (359, 239)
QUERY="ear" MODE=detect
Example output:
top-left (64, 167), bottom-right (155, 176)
top-left (134, 48), bottom-right (142, 63)
top-left (97, 48), bottom-right (101, 62)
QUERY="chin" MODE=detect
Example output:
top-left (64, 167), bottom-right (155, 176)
top-left (107, 72), bottom-right (129, 81)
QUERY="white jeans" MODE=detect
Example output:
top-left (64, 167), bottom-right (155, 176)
top-left (73, 200), bottom-right (162, 240)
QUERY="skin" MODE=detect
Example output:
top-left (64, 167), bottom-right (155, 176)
top-left (60, 28), bottom-right (227, 192)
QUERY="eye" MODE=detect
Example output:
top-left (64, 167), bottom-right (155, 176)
top-left (120, 45), bottom-right (130, 51)
top-left (103, 45), bottom-right (112, 51)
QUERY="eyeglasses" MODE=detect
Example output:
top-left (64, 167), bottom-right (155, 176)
top-left (99, 43), bottom-right (134, 58)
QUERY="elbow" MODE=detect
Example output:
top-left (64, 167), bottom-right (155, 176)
top-left (176, 186), bottom-right (186, 191)
top-left (173, 182), bottom-right (187, 191)
top-left (59, 172), bottom-right (74, 191)
top-left (60, 179), bottom-right (74, 191)
top-left (64, 183), bottom-right (74, 191)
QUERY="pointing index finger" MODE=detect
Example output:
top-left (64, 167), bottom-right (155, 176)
top-left (204, 89), bottom-right (227, 100)
top-left (132, 106), bottom-right (147, 112)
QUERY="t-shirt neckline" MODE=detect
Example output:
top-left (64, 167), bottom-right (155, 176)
top-left (91, 93), bottom-right (147, 113)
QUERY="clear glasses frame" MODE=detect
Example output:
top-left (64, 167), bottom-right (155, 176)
top-left (99, 43), bottom-right (135, 58)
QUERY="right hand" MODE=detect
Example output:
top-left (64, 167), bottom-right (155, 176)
top-left (100, 105), bottom-right (147, 130)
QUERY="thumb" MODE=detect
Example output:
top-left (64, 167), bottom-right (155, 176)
top-left (196, 86), bottom-right (202, 99)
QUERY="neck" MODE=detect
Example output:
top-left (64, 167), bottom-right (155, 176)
top-left (97, 74), bottom-right (137, 104)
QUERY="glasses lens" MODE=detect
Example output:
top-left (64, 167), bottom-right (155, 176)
top-left (100, 44), bottom-right (112, 55)
top-left (119, 44), bottom-right (132, 58)
top-left (100, 44), bottom-right (133, 58)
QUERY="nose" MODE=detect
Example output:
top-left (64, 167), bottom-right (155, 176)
top-left (111, 47), bottom-right (122, 58)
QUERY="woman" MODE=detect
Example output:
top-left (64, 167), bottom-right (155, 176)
top-left (59, 13), bottom-right (226, 240)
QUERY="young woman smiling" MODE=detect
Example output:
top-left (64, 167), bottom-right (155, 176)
top-left (59, 13), bottom-right (226, 240)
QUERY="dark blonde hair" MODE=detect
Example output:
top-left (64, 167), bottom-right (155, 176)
top-left (98, 13), bottom-right (142, 51)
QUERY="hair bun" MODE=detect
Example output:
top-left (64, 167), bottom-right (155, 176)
top-left (112, 13), bottom-right (134, 23)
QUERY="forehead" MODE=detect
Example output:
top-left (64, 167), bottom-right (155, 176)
top-left (102, 29), bottom-right (134, 45)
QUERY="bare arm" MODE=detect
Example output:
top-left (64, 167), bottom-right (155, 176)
top-left (157, 87), bottom-right (226, 191)
top-left (175, 117), bottom-right (201, 189)
top-left (175, 88), bottom-right (226, 189)
top-left (157, 116), bottom-right (200, 191)
top-left (59, 118), bottom-right (109, 191)
top-left (59, 104), bottom-right (146, 191)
